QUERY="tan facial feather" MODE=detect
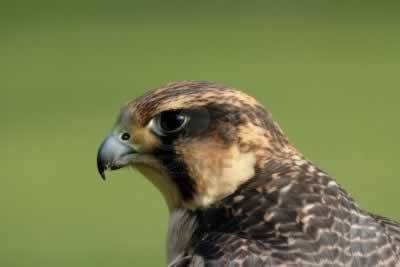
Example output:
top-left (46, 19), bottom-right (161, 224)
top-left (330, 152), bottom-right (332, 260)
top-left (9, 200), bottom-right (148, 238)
top-left (130, 125), bottom-right (160, 153)
top-left (177, 139), bottom-right (257, 208)
top-left (134, 161), bottom-right (183, 211)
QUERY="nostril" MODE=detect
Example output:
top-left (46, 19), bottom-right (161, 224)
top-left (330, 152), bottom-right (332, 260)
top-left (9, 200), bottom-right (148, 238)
top-left (121, 132), bottom-right (131, 141)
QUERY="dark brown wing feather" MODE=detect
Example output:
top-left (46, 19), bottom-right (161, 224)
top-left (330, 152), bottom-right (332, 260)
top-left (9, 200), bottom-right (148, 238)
top-left (170, 161), bottom-right (400, 267)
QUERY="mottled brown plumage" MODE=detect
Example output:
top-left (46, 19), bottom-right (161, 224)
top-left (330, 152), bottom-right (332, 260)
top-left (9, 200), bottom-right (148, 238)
top-left (97, 81), bottom-right (400, 266)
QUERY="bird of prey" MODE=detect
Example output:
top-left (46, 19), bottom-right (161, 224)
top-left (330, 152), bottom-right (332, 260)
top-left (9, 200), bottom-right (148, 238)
top-left (97, 81), bottom-right (400, 266)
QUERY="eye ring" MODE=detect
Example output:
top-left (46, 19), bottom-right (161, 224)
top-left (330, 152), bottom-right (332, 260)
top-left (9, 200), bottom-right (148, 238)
top-left (120, 132), bottom-right (131, 141)
top-left (149, 110), bottom-right (190, 136)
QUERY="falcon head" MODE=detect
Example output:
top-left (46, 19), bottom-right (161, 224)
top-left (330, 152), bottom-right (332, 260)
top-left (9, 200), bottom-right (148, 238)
top-left (97, 81), bottom-right (296, 209)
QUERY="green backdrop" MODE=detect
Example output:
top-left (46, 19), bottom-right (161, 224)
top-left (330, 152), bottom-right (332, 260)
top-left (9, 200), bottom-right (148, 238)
top-left (2, 1), bottom-right (400, 266)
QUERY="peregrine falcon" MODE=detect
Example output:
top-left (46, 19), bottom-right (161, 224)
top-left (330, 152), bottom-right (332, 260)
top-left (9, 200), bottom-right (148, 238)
top-left (97, 81), bottom-right (400, 266)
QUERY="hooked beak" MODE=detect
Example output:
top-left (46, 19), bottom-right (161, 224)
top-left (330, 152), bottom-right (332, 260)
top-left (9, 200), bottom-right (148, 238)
top-left (97, 135), bottom-right (137, 180)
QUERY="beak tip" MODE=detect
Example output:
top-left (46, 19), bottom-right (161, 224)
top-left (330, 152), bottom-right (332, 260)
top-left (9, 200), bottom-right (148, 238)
top-left (100, 172), bottom-right (106, 181)
top-left (97, 156), bottom-right (107, 181)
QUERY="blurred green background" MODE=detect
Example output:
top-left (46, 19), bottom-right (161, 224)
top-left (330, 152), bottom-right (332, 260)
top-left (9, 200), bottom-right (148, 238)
top-left (1, 0), bottom-right (400, 266)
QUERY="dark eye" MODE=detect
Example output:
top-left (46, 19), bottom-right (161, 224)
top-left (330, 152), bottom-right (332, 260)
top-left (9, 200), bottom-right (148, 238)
top-left (154, 110), bottom-right (189, 135)
top-left (120, 132), bottom-right (131, 141)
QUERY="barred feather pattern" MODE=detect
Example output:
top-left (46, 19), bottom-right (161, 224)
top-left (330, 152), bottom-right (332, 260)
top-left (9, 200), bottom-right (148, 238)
top-left (169, 159), bottom-right (400, 267)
